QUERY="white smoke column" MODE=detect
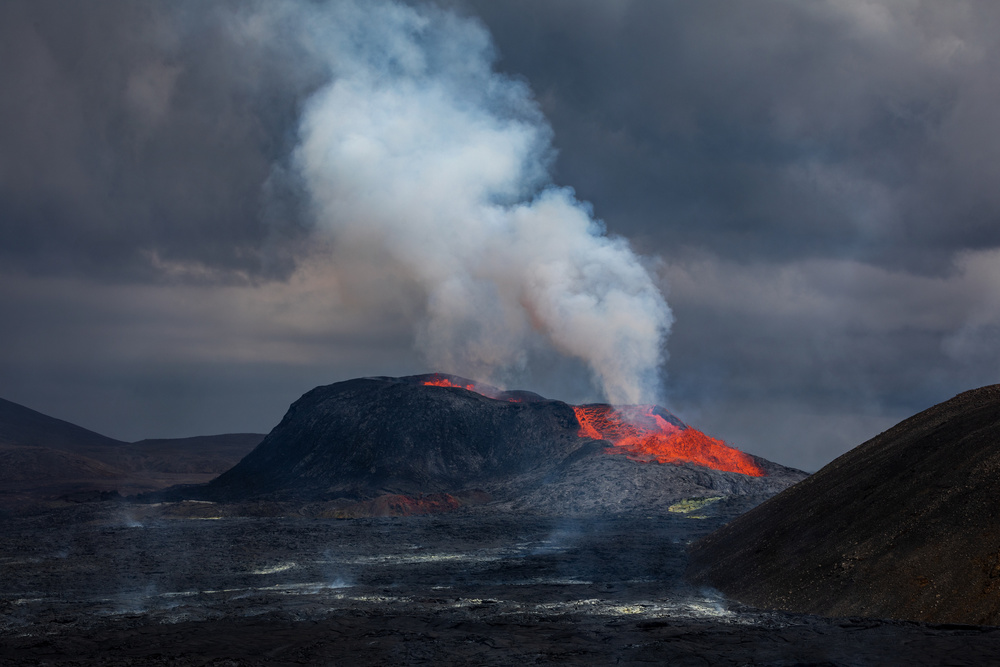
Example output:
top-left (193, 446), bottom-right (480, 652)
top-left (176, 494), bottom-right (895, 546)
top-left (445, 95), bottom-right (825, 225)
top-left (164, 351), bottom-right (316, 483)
top-left (292, 0), bottom-right (672, 405)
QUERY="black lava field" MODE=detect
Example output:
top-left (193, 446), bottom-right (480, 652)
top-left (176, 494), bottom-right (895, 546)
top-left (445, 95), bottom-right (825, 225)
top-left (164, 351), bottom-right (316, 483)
top-left (4, 501), bottom-right (1000, 665)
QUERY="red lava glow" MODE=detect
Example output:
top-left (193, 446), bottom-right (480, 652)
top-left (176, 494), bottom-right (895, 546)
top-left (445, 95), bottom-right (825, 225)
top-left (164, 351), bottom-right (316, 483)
top-left (422, 377), bottom-right (476, 391)
top-left (420, 376), bottom-right (522, 402)
top-left (418, 375), bottom-right (763, 476)
top-left (572, 405), bottom-right (765, 476)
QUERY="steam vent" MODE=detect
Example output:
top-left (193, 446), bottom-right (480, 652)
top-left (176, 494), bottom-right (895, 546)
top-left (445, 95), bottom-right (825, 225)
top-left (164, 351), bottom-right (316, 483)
top-left (169, 374), bottom-right (804, 514)
top-left (688, 384), bottom-right (1000, 626)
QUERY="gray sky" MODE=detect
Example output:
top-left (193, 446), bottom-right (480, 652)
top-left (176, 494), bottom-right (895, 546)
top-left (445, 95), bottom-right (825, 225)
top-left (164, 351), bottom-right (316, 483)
top-left (3, 0), bottom-right (999, 471)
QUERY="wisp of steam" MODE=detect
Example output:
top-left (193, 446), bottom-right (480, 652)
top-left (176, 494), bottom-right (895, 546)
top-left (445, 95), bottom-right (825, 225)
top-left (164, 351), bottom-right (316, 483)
top-left (290, 0), bottom-right (672, 404)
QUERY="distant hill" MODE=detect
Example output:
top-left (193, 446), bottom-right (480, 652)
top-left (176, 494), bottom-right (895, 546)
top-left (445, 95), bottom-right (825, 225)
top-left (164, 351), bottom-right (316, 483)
top-left (0, 397), bottom-right (125, 451)
top-left (129, 434), bottom-right (266, 474)
top-left (0, 397), bottom-right (263, 504)
top-left (158, 375), bottom-right (806, 515)
top-left (688, 385), bottom-right (1000, 625)
top-left (0, 446), bottom-right (120, 484)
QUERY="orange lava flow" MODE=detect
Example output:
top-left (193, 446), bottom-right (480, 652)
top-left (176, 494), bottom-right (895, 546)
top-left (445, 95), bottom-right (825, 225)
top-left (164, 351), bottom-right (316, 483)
top-left (422, 378), bottom-right (476, 391)
top-left (572, 405), bottom-right (765, 476)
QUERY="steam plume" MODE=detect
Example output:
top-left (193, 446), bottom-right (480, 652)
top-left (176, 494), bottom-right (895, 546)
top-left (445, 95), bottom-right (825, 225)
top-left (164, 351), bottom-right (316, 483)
top-left (292, 1), bottom-right (672, 404)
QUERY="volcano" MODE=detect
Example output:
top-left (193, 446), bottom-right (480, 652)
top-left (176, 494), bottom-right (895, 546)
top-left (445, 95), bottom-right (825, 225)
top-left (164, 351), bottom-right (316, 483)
top-left (688, 384), bottom-right (1000, 625)
top-left (166, 374), bottom-right (804, 513)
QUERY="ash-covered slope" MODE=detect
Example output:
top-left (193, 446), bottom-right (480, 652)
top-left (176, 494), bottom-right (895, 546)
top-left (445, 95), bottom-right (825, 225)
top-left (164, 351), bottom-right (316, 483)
top-left (688, 385), bottom-right (1000, 625)
top-left (192, 375), bottom-right (805, 511)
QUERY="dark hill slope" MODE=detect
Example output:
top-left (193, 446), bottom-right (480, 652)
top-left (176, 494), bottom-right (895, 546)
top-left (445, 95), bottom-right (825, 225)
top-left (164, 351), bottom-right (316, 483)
top-left (0, 397), bottom-right (125, 450)
top-left (189, 375), bottom-right (806, 511)
top-left (0, 397), bottom-right (262, 502)
top-left (118, 434), bottom-right (264, 475)
top-left (688, 385), bottom-right (1000, 625)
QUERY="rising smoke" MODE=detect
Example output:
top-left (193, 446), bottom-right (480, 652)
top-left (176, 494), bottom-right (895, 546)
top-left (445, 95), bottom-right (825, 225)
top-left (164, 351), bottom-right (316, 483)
top-left (284, 0), bottom-right (672, 405)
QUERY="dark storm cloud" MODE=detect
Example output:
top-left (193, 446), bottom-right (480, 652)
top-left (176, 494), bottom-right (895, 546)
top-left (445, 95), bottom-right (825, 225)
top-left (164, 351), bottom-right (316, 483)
top-left (453, 0), bottom-right (1000, 270)
top-left (0, 0), bottom-right (321, 281)
top-left (10, 0), bottom-right (1000, 276)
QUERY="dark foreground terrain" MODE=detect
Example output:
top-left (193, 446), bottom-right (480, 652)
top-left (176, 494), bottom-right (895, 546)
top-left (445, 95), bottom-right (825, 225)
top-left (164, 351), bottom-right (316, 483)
top-left (3, 501), bottom-right (999, 666)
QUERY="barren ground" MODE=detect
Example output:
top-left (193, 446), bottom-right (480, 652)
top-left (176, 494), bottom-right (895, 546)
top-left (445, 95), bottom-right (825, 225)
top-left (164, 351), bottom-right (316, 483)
top-left (2, 501), bottom-right (998, 665)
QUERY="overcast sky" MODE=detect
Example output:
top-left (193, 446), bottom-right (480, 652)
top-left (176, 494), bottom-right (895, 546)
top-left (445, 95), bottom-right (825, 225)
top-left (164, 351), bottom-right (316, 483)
top-left (3, 0), bottom-right (1000, 471)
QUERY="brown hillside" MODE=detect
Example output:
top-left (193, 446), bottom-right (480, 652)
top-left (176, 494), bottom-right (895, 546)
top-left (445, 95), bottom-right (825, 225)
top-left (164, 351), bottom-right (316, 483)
top-left (688, 385), bottom-right (1000, 625)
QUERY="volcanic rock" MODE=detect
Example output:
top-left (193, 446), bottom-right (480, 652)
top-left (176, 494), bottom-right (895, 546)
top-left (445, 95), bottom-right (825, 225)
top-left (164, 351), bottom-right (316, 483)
top-left (501, 448), bottom-right (801, 516)
top-left (325, 490), bottom-right (492, 518)
top-left (198, 375), bottom-right (585, 500)
top-left (174, 374), bottom-right (806, 513)
top-left (688, 384), bottom-right (1000, 625)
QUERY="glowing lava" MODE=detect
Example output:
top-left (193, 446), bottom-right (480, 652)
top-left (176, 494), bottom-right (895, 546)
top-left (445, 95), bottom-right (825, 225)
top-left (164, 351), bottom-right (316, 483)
top-left (572, 405), bottom-right (765, 476)
top-left (417, 374), bottom-right (764, 476)
top-left (420, 375), bottom-right (524, 402)
top-left (422, 377), bottom-right (476, 391)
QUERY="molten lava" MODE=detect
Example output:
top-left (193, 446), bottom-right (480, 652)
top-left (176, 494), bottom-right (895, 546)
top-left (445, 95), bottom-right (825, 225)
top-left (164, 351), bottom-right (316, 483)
top-left (420, 375), bottom-right (524, 402)
top-left (422, 377), bottom-right (476, 391)
top-left (572, 405), bottom-right (765, 476)
top-left (417, 374), bottom-right (764, 476)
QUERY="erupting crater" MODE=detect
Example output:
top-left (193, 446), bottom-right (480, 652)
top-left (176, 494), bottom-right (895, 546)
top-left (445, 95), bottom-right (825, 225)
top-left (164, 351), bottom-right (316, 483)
top-left (418, 373), bottom-right (764, 477)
